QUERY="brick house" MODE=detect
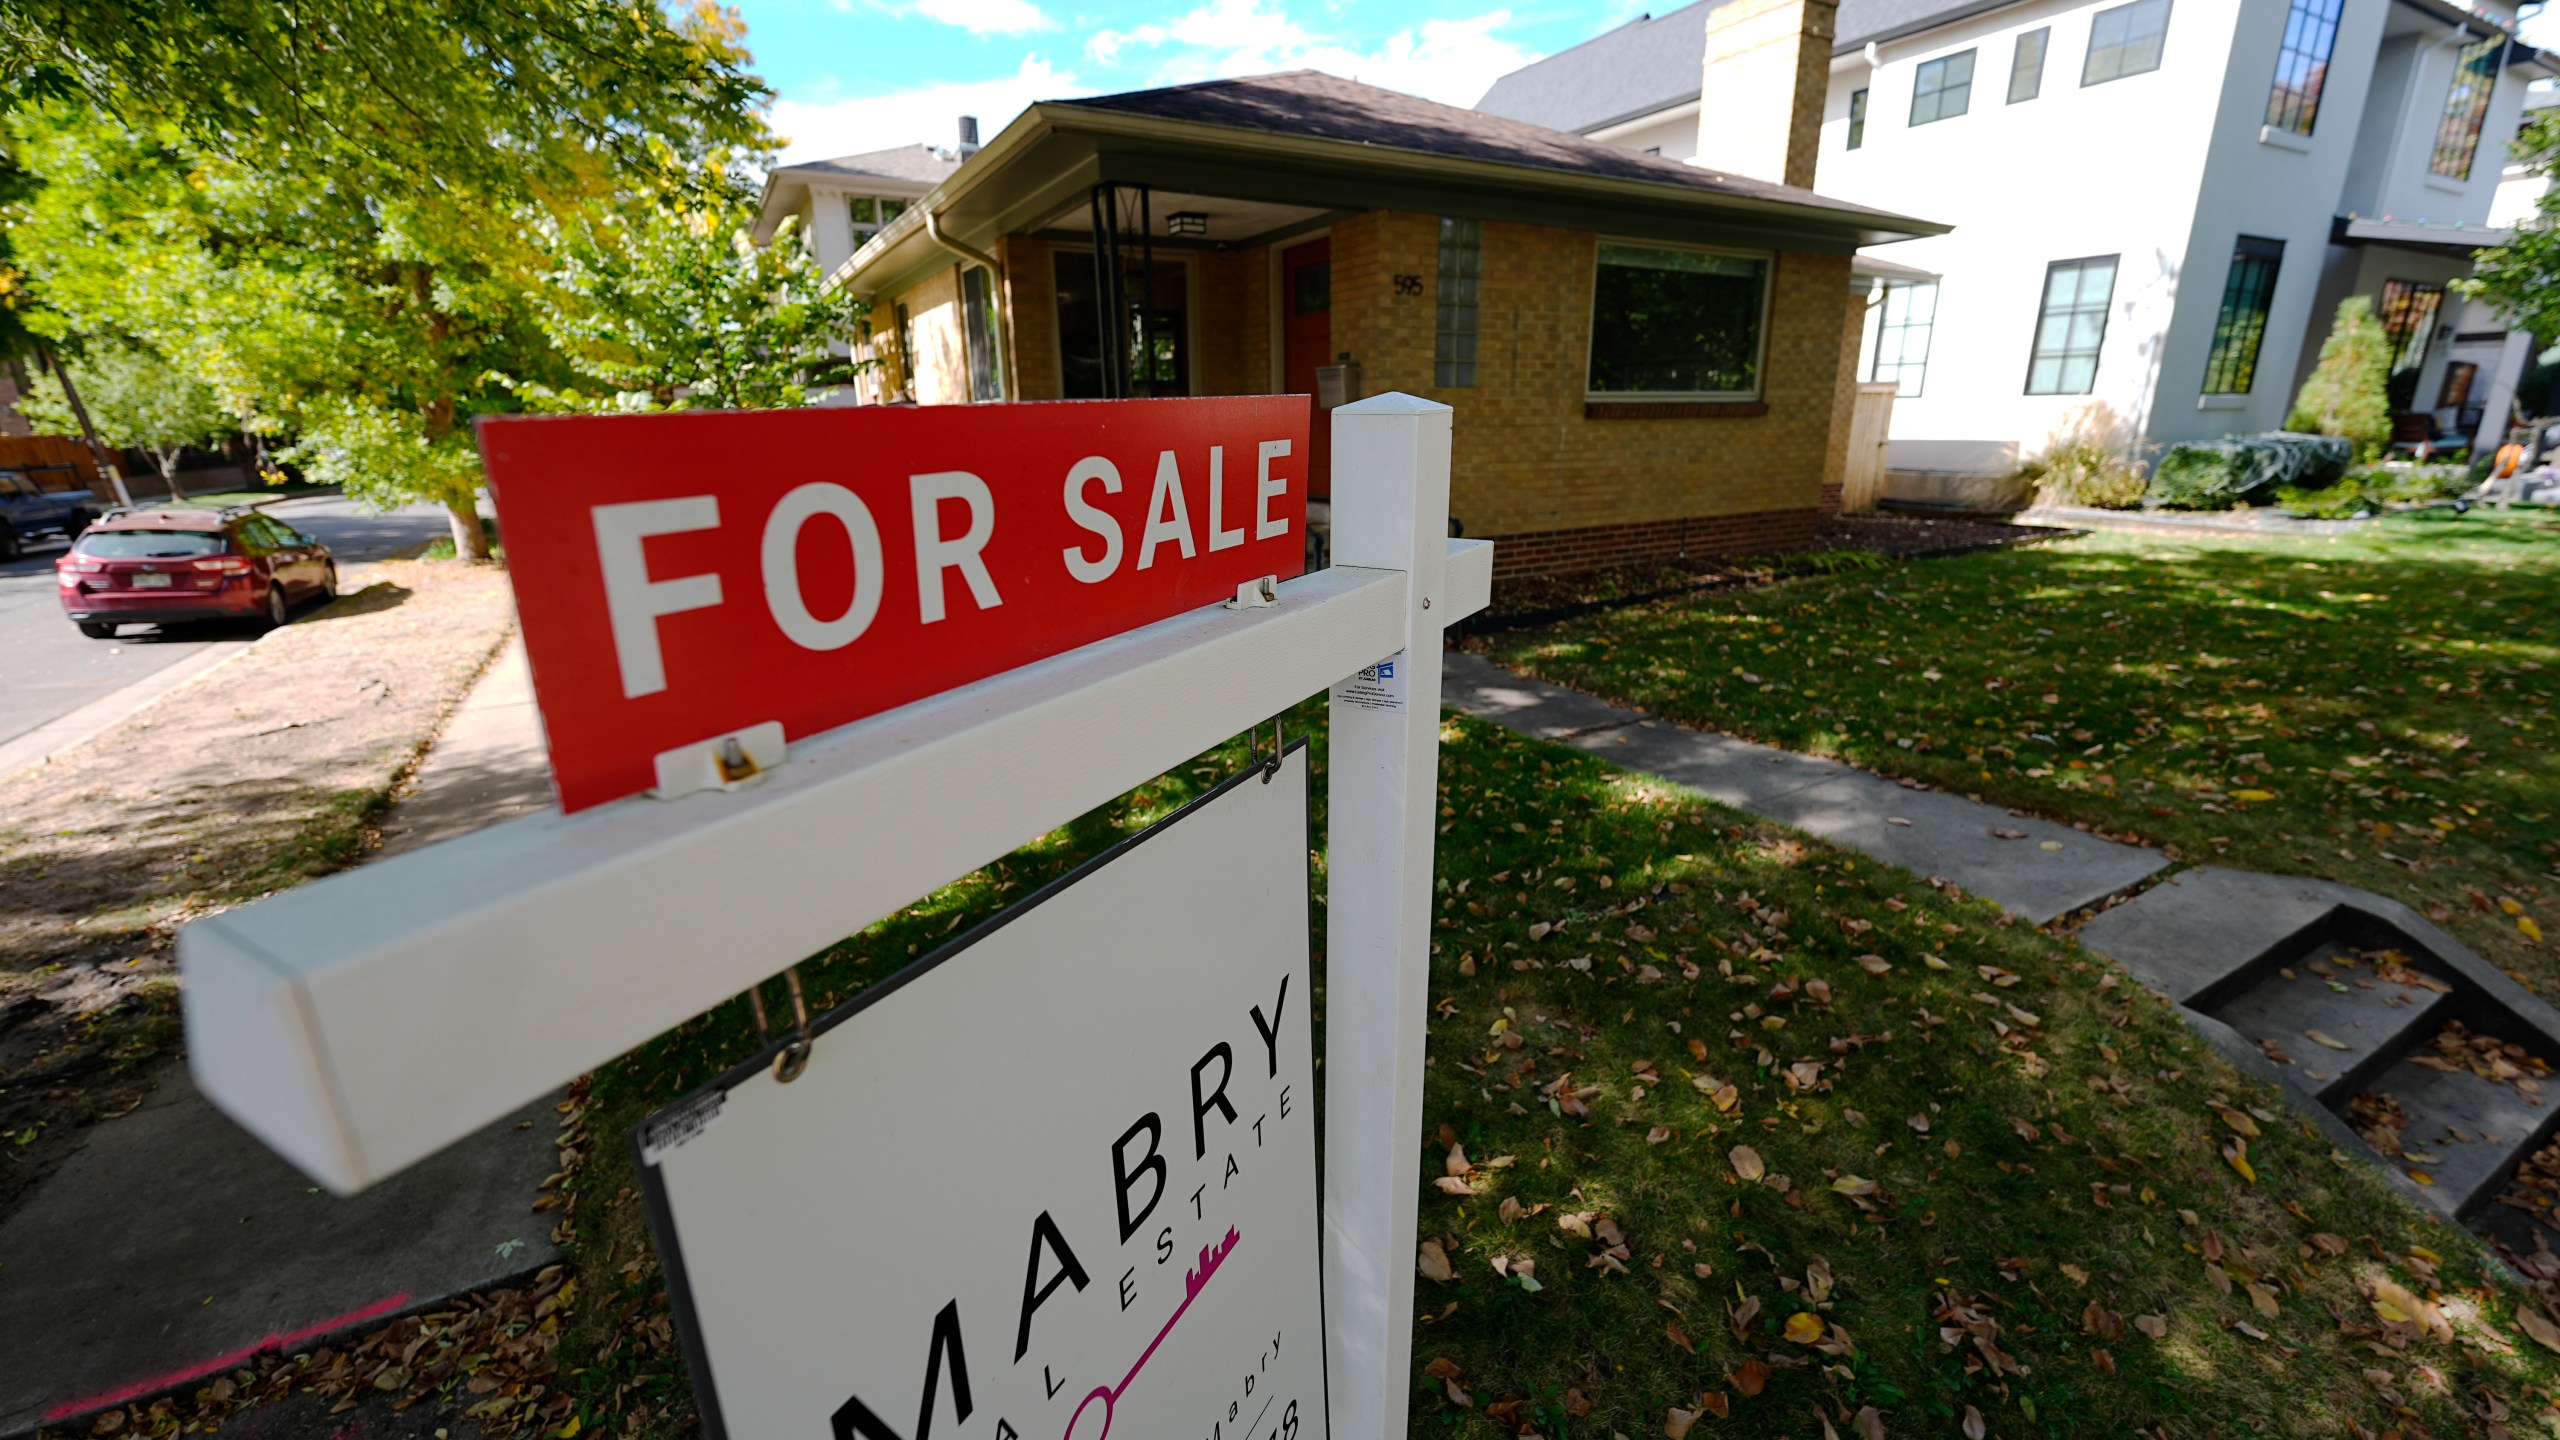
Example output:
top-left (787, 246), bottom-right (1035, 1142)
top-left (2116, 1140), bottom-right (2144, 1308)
top-left (794, 61), bottom-right (1942, 577)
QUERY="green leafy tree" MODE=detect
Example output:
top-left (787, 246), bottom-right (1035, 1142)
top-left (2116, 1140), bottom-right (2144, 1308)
top-left (528, 208), bottom-right (869, 411)
top-left (2287, 296), bottom-right (2393, 460)
top-left (16, 343), bottom-right (232, 498)
top-left (2463, 104), bottom-right (2560, 355)
top-left (0, 0), bottom-right (773, 558)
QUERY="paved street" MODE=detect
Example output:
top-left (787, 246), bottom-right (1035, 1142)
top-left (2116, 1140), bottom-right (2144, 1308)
top-left (0, 496), bottom-right (452, 753)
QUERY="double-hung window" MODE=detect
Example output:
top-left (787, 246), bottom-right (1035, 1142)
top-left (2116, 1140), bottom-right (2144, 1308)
top-left (2083, 0), bottom-right (2171, 85)
top-left (1848, 88), bottom-right (1868, 148)
top-left (1435, 217), bottom-right (1482, 388)
top-left (1586, 241), bottom-right (1769, 399)
top-left (1867, 281), bottom-right (1939, 397)
top-left (2009, 29), bottom-right (2051, 102)
top-left (2201, 237), bottom-right (2284, 394)
top-left (849, 195), bottom-right (910, 247)
top-left (2263, 0), bottom-right (2344, 133)
top-left (1910, 51), bottom-right (1976, 125)
top-left (2430, 36), bottom-right (2503, 180)
top-left (2025, 256), bottom-right (2119, 395)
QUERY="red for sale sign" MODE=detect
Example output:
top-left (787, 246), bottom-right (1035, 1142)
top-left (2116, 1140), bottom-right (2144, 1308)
top-left (478, 397), bottom-right (1310, 812)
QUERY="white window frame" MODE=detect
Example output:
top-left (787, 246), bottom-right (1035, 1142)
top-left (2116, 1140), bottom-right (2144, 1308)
top-left (1581, 236), bottom-right (1776, 404)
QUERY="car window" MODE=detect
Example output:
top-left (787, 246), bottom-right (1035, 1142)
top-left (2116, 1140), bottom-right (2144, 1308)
top-left (248, 515), bottom-right (298, 547)
top-left (0, 475), bottom-right (32, 499)
top-left (76, 530), bottom-right (228, 558)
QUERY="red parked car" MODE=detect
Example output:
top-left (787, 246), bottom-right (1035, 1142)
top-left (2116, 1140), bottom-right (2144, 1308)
top-left (57, 507), bottom-right (337, 639)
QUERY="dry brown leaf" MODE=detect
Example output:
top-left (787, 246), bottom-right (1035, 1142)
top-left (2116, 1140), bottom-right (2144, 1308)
top-left (1445, 1144), bottom-right (1471, 1177)
top-left (1418, 1239), bottom-right (1455, 1283)
top-left (1731, 1358), bottom-right (1769, 1397)
top-left (1433, 1176), bottom-right (1475, 1196)
top-left (1664, 1408), bottom-right (1700, 1440)
top-left (1666, 1320), bottom-right (1695, 1352)
top-left (1962, 1405), bottom-right (1986, 1440)
top-left (1729, 1145), bottom-right (1766, 1183)
top-left (2517, 1306), bottom-right (2560, 1354)
top-left (2134, 1313), bottom-right (2167, 1339)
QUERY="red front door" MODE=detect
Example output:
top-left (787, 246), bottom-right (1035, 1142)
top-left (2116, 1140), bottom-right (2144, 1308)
top-left (1281, 237), bottom-right (1332, 499)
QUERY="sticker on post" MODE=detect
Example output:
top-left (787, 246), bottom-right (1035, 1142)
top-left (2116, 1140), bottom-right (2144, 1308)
top-left (1333, 651), bottom-right (1408, 713)
top-left (637, 1091), bottom-right (724, 1165)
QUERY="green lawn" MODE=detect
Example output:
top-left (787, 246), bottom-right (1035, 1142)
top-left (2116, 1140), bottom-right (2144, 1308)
top-left (527, 708), bottom-right (2560, 1440)
top-left (1488, 509), bottom-right (2560, 991)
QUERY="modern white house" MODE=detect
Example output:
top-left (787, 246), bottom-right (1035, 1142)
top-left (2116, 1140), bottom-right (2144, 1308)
top-left (1481, 0), bottom-right (2559, 488)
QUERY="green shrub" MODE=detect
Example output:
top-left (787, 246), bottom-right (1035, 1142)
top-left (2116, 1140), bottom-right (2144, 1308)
top-left (2023, 402), bottom-right (2151, 508)
top-left (2274, 461), bottom-right (2473, 518)
top-left (2147, 432), bottom-right (2353, 508)
top-left (2288, 296), bottom-right (2394, 459)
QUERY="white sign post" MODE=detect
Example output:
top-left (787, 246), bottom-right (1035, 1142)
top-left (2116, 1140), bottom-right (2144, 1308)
top-left (178, 394), bottom-right (1484, 1440)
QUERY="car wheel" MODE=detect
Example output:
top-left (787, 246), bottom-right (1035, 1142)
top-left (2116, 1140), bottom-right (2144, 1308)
top-left (318, 563), bottom-right (338, 601)
top-left (77, 621), bottom-right (117, 640)
top-left (261, 584), bottom-right (290, 631)
top-left (0, 526), bottom-right (17, 562)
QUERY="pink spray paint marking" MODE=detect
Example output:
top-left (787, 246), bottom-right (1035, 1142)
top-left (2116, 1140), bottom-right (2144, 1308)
top-left (46, 1290), bottom-right (413, 1420)
top-left (1061, 1228), bottom-right (1239, 1440)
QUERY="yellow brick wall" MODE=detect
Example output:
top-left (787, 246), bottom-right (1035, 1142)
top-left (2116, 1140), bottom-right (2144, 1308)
top-left (1325, 211), bottom-right (1852, 537)
top-left (894, 265), bottom-right (970, 406)
top-left (1001, 236), bottom-right (1059, 402)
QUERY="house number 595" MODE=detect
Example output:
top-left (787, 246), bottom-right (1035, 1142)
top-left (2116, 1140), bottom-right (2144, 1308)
top-left (1392, 274), bottom-right (1423, 296)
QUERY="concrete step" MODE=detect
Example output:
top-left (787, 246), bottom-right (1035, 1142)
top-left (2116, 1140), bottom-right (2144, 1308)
top-left (2203, 940), bottom-right (2452, 1107)
top-left (2357, 1050), bottom-right (2560, 1221)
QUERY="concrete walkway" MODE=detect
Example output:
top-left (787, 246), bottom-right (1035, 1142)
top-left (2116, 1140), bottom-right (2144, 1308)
top-left (1445, 651), bottom-right (2166, 925)
top-left (0, 635), bottom-right (559, 1438)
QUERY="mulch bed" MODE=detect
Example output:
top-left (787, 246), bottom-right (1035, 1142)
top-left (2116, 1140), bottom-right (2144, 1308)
top-left (1461, 513), bottom-right (2059, 634)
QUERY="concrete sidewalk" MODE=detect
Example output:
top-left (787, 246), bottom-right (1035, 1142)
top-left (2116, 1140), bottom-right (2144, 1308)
top-left (0, 634), bottom-right (559, 1437)
top-left (1445, 651), bottom-right (2165, 925)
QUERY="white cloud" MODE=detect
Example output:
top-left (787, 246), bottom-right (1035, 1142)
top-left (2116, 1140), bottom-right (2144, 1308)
top-left (913, 0), bottom-right (1053, 36)
top-left (1086, 0), bottom-right (1540, 109)
top-left (769, 56), bottom-right (1084, 163)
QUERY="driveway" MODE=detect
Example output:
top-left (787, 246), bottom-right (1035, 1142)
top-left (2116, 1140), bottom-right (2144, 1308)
top-left (0, 496), bottom-right (455, 753)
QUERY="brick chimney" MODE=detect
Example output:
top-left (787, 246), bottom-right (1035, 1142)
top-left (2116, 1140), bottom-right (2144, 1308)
top-left (1694, 0), bottom-right (1837, 189)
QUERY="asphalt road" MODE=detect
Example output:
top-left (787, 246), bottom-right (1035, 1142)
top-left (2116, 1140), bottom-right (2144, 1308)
top-left (0, 496), bottom-right (455, 751)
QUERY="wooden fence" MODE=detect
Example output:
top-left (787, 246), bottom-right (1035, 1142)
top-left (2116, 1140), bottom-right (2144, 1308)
top-left (1839, 383), bottom-right (1897, 516)
top-left (0, 435), bottom-right (100, 490)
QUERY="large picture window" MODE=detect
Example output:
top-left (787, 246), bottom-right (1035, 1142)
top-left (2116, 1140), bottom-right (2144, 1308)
top-left (1910, 50), bottom-right (1976, 125)
top-left (2083, 0), bottom-right (2171, 86)
top-left (1586, 242), bottom-right (1769, 398)
top-left (1435, 217), bottom-right (1482, 388)
top-left (1867, 280), bottom-right (1938, 397)
top-left (2201, 236), bottom-right (2284, 394)
top-left (2025, 255), bottom-right (2119, 395)
top-left (2430, 36), bottom-right (2503, 179)
top-left (2264, 0), bottom-right (2344, 134)
top-left (2009, 29), bottom-right (2050, 102)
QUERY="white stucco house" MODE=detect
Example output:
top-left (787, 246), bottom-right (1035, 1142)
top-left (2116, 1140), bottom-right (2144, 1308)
top-left (1481, 0), bottom-right (2559, 485)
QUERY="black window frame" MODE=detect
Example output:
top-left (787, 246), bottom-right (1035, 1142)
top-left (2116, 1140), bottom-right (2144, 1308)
top-left (2201, 235), bottom-right (2285, 395)
top-left (2009, 28), bottom-right (2051, 103)
top-left (2082, 0), bottom-right (2172, 87)
top-left (1584, 239), bottom-right (1772, 400)
top-left (2024, 254), bottom-right (2120, 396)
top-left (2263, 0), bottom-right (2345, 134)
top-left (1848, 87), bottom-right (1868, 148)
top-left (1435, 217), bottom-right (1482, 389)
top-left (2429, 35), bottom-right (2503, 180)
top-left (1910, 49), bottom-right (1977, 126)
top-left (2379, 278), bottom-right (2446, 408)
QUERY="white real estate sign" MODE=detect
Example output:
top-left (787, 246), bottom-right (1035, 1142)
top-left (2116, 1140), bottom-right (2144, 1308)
top-left (639, 748), bottom-right (1327, 1440)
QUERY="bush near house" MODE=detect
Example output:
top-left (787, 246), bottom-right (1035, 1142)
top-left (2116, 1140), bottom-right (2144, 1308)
top-left (2277, 462), bottom-right (2477, 519)
top-left (2018, 401), bottom-right (2151, 509)
top-left (2147, 433), bottom-right (2352, 509)
top-left (2288, 297), bottom-right (2395, 461)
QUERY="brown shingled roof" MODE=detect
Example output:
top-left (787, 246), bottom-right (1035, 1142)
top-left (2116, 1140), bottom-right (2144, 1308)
top-left (1059, 69), bottom-right (1887, 219)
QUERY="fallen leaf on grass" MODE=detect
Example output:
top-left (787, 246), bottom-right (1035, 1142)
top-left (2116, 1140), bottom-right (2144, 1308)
top-left (1730, 1359), bottom-right (1769, 1397)
top-left (2223, 1140), bottom-right (2257, 1184)
top-left (1784, 1311), bottom-right (1824, 1344)
top-left (2134, 1313), bottom-right (2167, 1339)
top-left (1697, 1392), bottom-right (1731, 1418)
top-left (2232, 789), bottom-right (2276, 802)
top-left (1445, 1144), bottom-right (1470, 1176)
top-left (1856, 954), bottom-right (1892, 975)
top-left (1667, 1320), bottom-right (1695, 1352)
top-left (1729, 1145), bottom-right (1766, 1182)
top-left (1433, 1176), bottom-right (1475, 1196)
top-left (2247, 1282), bottom-right (2281, 1319)
top-left (1962, 1405), bottom-right (1987, 1440)
top-left (2516, 1306), bottom-right (2560, 1354)
top-left (1831, 1174), bottom-right (1878, 1196)
top-left (1664, 1408), bottom-right (1700, 1440)
top-left (2525, 916), bottom-right (2545, 944)
top-left (1418, 1240), bottom-right (1454, 1283)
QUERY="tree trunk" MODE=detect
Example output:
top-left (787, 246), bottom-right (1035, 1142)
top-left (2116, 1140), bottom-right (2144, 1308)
top-left (158, 449), bottom-right (189, 503)
top-left (444, 495), bottom-right (488, 561)
top-left (42, 347), bottom-right (133, 507)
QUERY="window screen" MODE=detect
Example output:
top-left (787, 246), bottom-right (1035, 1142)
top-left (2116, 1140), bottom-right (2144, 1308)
top-left (2202, 236), bottom-right (2284, 395)
top-left (1911, 51), bottom-right (1976, 125)
top-left (2083, 0), bottom-right (2171, 86)
top-left (2263, 0), bottom-right (2344, 134)
top-left (1435, 217), bottom-right (1482, 388)
top-left (1586, 243), bottom-right (1768, 397)
top-left (2009, 29), bottom-right (2050, 102)
top-left (2026, 256), bottom-right (2119, 395)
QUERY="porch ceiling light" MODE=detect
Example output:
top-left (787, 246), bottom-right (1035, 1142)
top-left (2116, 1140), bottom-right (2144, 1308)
top-left (1166, 210), bottom-right (1209, 237)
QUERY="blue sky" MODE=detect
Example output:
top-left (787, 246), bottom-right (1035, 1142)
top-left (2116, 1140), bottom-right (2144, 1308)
top-left (733, 0), bottom-right (1650, 161)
